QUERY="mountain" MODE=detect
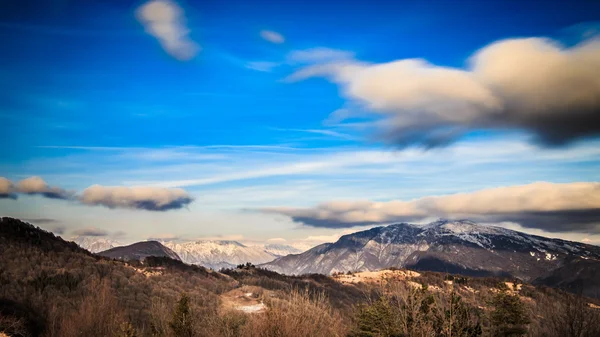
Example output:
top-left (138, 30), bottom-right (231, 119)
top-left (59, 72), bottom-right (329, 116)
top-left (261, 219), bottom-right (600, 296)
top-left (0, 217), bottom-right (91, 255)
top-left (161, 240), bottom-right (278, 269)
top-left (71, 236), bottom-right (122, 253)
top-left (262, 243), bottom-right (303, 257)
top-left (98, 241), bottom-right (181, 261)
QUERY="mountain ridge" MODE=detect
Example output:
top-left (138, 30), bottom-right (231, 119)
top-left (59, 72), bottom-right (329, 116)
top-left (160, 240), bottom-right (289, 270)
top-left (98, 240), bottom-right (181, 261)
top-left (72, 236), bottom-right (122, 253)
top-left (74, 237), bottom-right (305, 269)
top-left (260, 219), bottom-right (600, 297)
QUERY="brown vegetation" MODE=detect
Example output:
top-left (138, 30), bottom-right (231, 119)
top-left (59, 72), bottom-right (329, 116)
top-left (1, 218), bottom-right (600, 337)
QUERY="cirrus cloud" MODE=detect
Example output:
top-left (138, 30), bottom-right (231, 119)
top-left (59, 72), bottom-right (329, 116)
top-left (80, 185), bottom-right (194, 211)
top-left (288, 36), bottom-right (600, 147)
top-left (261, 181), bottom-right (600, 233)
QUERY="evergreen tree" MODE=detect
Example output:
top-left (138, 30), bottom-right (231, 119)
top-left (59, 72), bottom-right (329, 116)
top-left (170, 293), bottom-right (194, 337)
top-left (351, 296), bottom-right (401, 337)
top-left (439, 292), bottom-right (482, 337)
top-left (489, 291), bottom-right (530, 337)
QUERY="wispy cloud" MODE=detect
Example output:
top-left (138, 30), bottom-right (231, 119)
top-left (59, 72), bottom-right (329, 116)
top-left (122, 139), bottom-right (600, 189)
top-left (270, 127), bottom-right (358, 141)
top-left (147, 233), bottom-right (182, 241)
top-left (72, 227), bottom-right (109, 237)
top-left (260, 30), bottom-right (285, 44)
top-left (22, 218), bottom-right (57, 224)
top-left (136, 0), bottom-right (199, 60)
top-left (246, 61), bottom-right (280, 72)
top-left (287, 48), bottom-right (354, 64)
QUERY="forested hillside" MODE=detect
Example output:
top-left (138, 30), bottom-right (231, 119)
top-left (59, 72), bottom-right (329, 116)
top-left (1, 217), bottom-right (599, 337)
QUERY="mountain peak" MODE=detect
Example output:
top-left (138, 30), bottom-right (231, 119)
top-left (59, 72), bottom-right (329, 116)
top-left (261, 219), bottom-right (600, 293)
top-left (99, 240), bottom-right (181, 262)
top-left (423, 219), bottom-right (477, 228)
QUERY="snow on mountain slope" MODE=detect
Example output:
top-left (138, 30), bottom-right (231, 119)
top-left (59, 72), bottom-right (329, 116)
top-left (260, 220), bottom-right (600, 285)
top-left (72, 236), bottom-right (122, 253)
top-left (261, 244), bottom-right (303, 257)
top-left (162, 240), bottom-right (278, 270)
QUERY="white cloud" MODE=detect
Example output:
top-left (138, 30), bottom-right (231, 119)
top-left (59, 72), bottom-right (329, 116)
top-left (16, 176), bottom-right (73, 200)
top-left (288, 36), bottom-right (600, 147)
top-left (262, 181), bottom-right (600, 233)
top-left (260, 30), bottom-right (285, 44)
top-left (0, 177), bottom-right (16, 199)
top-left (136, 0), bottom-right (199, 60)
top-left (80, 185), bottom-right (193, 211)
top-left (1, 176), bottom-right (194, 211)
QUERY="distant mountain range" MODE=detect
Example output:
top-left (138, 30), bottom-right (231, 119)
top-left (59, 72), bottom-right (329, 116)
top-left (98, 241), bottom-right (181, 261)
top-left (68, 218), bottom-right (600, 297)
top-left (72, 236), bottom-right (122, 253)
top-left (262, 243), bottom-right (303, 257)
top-left (75, 237), bottom-right (303, 269)
top-left (160, 240), bottom-right (278, 270)
top-left (261, 220), bottom-right (600, 297)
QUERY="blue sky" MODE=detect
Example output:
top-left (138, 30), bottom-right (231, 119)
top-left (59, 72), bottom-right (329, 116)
top-left (1, 0), bottom-right (600, 247)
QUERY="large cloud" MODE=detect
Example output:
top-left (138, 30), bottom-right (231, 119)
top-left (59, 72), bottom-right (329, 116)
top-left (0, 177), bottom-right (17, 199)
top-left (262, 182), bottom-right (600, 233)
top-left (288, 36), bottom-right (600, 147)
top-left (136, 0), bottom-right (199, 60)
top-left (16, 176), bottom-right (74, 200)
top-left (72, 227), bottom-right (109, 237)
top-left (80, 185), bottom-right (193, 211)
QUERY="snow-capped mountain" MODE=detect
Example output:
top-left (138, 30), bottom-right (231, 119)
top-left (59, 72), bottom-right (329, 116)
top-left (72, 236), bottom-right (122, 253)
top-left (161, 240), bottom-right (279, 270)
top-left (262, 243), bottom-right (303, 257)
top-left (261, 220), bottom-right (600, 296)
